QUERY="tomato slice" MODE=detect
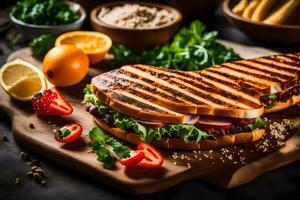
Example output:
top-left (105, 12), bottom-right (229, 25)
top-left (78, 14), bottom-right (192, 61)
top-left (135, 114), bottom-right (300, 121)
top-left (119, 150), bottom-right (145, 166)
top-left (136, 143), bottom-right (164, 168)
top-left (55, 123), bottom-right (82, 143)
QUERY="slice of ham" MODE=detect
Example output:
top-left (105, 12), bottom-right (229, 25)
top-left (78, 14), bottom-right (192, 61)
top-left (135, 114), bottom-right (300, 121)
top-left (184, 115), bottom-right (200, 125)
top-left (136, 120), bottom-right (166, 129)
top-left (195, 117), bottom-right (232, 130)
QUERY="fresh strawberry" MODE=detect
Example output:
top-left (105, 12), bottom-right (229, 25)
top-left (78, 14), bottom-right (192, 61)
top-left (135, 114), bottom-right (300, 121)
top-left (32, 88), bottom-right (73, 117)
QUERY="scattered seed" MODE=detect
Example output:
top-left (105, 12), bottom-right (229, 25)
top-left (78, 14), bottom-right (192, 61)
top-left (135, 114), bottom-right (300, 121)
top-left (40, 180), bottom-right (47, 187)
top-left (29, 123), bottom-right (35, 129)
top-left (33, 173), bottom-right (43, 183)
top-left (27, 172), bottom-right (33, 178)
top-left (35, 168), bottom-right (45, 177)
top-left (31, 159), bottom-right (39, 166)
top-left (20, 152), bottom-right (29, 161)
top-left (15, 177), bottom-right (23, 185)
top-left (31, 166), bottom-right (38, 172)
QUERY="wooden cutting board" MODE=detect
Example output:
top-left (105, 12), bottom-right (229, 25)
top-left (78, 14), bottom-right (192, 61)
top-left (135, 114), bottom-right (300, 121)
top-left (1, 42), bottom-right (300, 195)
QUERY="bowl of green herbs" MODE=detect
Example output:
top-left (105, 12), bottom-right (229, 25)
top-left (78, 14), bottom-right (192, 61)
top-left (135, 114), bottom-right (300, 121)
top-left (9, 0), bottom-right (86, 39)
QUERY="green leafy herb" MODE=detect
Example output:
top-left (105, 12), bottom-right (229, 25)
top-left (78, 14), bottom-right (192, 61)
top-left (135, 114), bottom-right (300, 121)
top-left (83, 85), bottom-right (209, 143)
top-left (57, 128), bottom-right (71, 138)
top-left (268, 94), bottom-right (277, 100)
top-left (88, 127), bottom-right (130, 169)
top-left (265, 104), bottom-right (275, 109)
top-left (29, 34), bottom-right (56, 57)
top-left (248, 117), bottom-right (266, 130)
top-left (11, 0), bottom-right (80, 25)
top-left (111, 20), bottom-right (241, 70)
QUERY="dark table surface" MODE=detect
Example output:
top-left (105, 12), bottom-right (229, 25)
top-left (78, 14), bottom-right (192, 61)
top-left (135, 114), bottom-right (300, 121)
top-left (1, 6), bottom-right (300, 200)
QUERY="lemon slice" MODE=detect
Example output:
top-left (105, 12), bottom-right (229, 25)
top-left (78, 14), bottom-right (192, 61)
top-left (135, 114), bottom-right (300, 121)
top-left (0, 59), bottom-right (47, 101)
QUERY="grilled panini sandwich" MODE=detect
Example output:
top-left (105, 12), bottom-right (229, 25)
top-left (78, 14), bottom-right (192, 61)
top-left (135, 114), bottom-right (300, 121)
top-left (84, 53), bottom-right (300, 150)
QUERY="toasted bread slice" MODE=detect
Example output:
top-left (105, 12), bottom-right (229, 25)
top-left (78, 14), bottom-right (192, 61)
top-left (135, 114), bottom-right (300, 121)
top-left (91, 53), bottom-right (300, 122)
top-left (94, 117), bottom-right (265, 150)
top-left (91, 66), bottom-right (264, 122)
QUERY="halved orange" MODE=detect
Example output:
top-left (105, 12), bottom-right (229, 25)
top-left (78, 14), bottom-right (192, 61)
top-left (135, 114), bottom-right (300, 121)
top-left (55, 31), bottom-right (112, 64)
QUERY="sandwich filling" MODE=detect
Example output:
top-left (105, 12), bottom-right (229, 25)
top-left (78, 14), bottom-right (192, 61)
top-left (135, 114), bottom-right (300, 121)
top-left (84, 85), bottom-right (266, 143)
top-left (261, 83), bottom-right (300, 109)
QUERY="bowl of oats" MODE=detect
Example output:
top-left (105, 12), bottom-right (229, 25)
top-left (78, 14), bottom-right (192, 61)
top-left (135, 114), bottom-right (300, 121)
top-left (90, 1), bottom-right (182, 48)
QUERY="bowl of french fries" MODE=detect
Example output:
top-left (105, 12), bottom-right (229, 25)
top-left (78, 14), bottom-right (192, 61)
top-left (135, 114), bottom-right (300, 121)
top-left (223, 0), bottom-right (300, 44)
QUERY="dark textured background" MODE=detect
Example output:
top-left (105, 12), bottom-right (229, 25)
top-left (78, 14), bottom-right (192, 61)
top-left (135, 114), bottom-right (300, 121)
top-left (1, 3), bottom-right (300, 200)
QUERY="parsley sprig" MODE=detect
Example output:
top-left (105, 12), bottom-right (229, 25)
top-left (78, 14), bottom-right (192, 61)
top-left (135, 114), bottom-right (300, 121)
top-left (57, 128), bottom-right (71, 138)
top-left (88, 127), bottom-right (130, 169)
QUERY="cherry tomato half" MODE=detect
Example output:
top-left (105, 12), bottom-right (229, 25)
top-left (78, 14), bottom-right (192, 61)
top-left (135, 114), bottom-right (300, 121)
top-left (119, 150), bottom-right (145, 166)
top-left (55, 123), bottom-right (82, 143)
top-left (136, 143), bottom-right (164, 168)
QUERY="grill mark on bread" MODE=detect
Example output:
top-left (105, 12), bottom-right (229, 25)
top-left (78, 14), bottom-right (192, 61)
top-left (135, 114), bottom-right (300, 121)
top-left (239, 60), bottom-right (297, 80)
top-left (189, 71), bottom-right (261, 105)
top-left (158, 68), bottom-right (261, 104)
top-left (101, 75), bottom-right (199, 113)
top-left (133, 65), bottom-right (262, 108)
top-left (221, 63), bottom-right (286, 83)
top-left (281, 54), bottom-right (300, 63)
top-left (111, 92), bottom-right (173, 114)
top-left (258, 57), bottom-right (300, 74)
top-left (196, 71), bottom-right (260, 97)
top-left (130, 65), bottom-right (238, 107)
top-left (122, 66), bottom-right (226, 107)
top-left (119, 69), bottom-right (204, 105)
top-left (251, 59), bottom-right (300, 76)
top-left (104, 73), bottom-right (185, 103)
top-left (119, 91), bottom-right (182, 114)
top-left (170, 76), bottom-right (260, 108)
top-left (205, 68), bottom-right (270, 92)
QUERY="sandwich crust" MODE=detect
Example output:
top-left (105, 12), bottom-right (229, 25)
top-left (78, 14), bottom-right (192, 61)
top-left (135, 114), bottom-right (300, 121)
top-left (264, 94), bottom-right (300, 113)
top-left (93, 117), bottom-right (265, 150)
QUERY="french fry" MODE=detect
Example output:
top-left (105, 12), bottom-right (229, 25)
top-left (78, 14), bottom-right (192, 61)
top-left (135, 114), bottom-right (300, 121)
top-left (242, 0), bottom-right (260, 19)
top-left (251, 0), bottom-right (278, 21)
top-left (263, 0), bottom-right (300, 24)
top-left (232, 0), bottom-right (249, 15)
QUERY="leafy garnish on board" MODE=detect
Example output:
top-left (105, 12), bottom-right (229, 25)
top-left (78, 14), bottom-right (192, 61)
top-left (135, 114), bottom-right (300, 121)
top-left (83, 85), bottom-right (210, 144)
top-left (88, 127), bottom-right (130, 169)
top-left (111, 20), bottom-right (241, 70)
top-left (57, 128), bottom-right (71, 138)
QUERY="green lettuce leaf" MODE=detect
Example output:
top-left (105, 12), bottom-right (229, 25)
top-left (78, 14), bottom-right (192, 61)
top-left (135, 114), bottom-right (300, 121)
top-left (248, 117), bottom-right (266, 130)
